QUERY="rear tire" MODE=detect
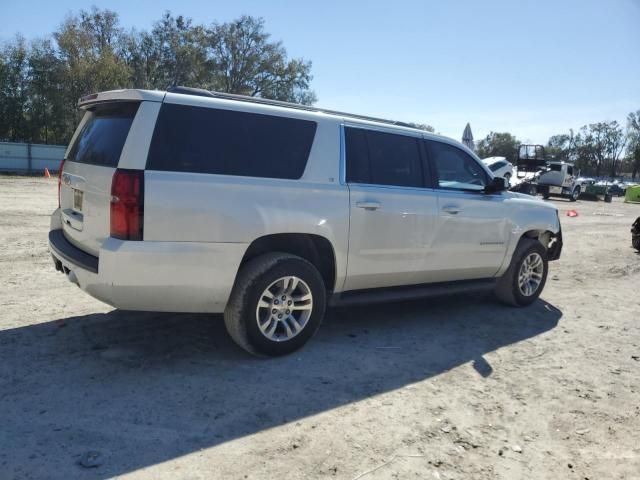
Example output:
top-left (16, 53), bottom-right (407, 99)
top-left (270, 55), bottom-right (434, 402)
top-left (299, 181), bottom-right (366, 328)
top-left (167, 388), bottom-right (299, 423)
top-left (495, 238), bottom-right (549, 307)
top-left (224, 253), bottom-right (326, 356)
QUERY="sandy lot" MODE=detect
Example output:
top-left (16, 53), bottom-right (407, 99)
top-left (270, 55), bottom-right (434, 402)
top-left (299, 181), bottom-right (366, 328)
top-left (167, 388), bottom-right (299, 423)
top-left (1, 177), bottom-right (639, 480)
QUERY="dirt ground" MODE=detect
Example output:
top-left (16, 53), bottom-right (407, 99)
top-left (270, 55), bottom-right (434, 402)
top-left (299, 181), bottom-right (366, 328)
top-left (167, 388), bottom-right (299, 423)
top-left (1, 177), bottom-right (639, 480)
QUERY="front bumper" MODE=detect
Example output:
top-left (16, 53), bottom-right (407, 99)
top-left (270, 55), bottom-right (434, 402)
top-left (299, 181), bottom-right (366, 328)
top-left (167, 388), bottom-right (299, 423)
top-left (547, 220), bottom-right (563, 261)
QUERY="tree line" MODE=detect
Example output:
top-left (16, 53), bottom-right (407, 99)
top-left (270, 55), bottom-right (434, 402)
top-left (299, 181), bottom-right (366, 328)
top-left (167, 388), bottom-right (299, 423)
top-left (476, 114), bottom-right (640, 179)
top-left (1, 5), bottom-right (637, 179)
top-left (0, 7), bottom-right (315, 145)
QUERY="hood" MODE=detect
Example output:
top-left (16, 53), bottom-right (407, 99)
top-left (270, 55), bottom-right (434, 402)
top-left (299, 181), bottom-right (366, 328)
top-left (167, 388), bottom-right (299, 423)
top-left (503, 191), bottom-right (558, 211)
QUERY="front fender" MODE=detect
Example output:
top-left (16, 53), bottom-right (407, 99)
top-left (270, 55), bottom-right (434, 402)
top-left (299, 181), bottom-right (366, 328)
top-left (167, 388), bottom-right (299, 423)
top-left (496, 195), bottom-right (561, 275)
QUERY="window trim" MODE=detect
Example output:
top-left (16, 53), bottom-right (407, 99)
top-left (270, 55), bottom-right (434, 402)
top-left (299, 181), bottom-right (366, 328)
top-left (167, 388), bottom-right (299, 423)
top-left (424, 139), bottom-right (491, 194)
top-left (341, 123), bottom-right (432, 191)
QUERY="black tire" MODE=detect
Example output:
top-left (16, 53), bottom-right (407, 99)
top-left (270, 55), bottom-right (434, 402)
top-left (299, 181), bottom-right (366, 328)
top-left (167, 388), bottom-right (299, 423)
top-left (570, 186), bottom-right (580, 202)
top-left (494, 238), bottom-right (549, 307)
top-left (633, 236), bottom-right (640, 252)
top-left (543, 193), bottom-right (550, 200)
top-left (224, 253), bottom-right (326, 356)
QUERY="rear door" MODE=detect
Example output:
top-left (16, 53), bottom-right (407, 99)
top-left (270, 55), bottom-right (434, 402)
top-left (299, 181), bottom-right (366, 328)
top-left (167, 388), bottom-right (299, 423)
top-left (344, 126), bottom-right (440, 291)
top-left (60, 102), bottom-right (140, 256)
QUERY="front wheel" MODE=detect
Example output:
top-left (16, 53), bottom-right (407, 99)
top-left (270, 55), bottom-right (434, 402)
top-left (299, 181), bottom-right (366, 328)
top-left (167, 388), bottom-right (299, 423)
top-left (495, 238), bottom-right (549, 307)
top-left (224, 253), bottom-right (326, 356)
top-left (570, 186), bottom-right (580, 202)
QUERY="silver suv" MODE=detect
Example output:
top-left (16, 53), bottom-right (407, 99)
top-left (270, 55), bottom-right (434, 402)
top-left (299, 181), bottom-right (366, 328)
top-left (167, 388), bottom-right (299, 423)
top-left (49, 87), bottom-right (562, 356)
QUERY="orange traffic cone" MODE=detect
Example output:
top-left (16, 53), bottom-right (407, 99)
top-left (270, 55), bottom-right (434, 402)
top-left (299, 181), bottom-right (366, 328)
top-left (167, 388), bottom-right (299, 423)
top-left (44, 168), bottom-right (51, 178)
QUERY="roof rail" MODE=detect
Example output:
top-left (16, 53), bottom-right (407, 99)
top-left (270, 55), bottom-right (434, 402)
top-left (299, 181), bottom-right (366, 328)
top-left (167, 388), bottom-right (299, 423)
top-left (166, 86), bottom-right (421, 129)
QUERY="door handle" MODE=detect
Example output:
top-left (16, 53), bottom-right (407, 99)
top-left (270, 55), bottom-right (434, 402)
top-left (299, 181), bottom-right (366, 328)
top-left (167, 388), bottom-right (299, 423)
top-left (355, 201), bottom-right (381, 211)
top-left (442, 205), bottom-right (461, 215)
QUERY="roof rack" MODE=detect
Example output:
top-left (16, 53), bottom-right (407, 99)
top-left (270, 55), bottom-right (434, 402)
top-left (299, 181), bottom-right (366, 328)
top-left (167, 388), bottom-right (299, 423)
top-left (166, 86), bottom-right (420, 129)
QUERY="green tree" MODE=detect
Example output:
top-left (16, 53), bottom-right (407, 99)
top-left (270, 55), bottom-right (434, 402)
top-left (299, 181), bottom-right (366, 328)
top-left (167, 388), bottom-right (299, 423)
top-left (54, 8), bottom-right (132, 138)
top-left (125, 13), bottom-right (209, 89)
top-left (475, 132), bottom-right (520, 162)
top-left (546, 129), bottom-right (577, 162)
top-left (206, 16), bottom-right (315, 104)
top-left (626, 110), bottom-right (640, 179)
top-left (0, 8), bottom-right (317, 144)
top-left (26, 39), bottom-right (67, 143)
top-left (0, 37), bottom-right (29, 141)
top-left (574, 122), bottom-right (626, 177)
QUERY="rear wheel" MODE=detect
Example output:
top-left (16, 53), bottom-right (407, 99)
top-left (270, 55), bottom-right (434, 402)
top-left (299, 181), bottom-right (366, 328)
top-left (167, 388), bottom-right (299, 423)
top-left (495, 238), bottom-right (548, 307)
top-left (224, 253), bottom-right (326, 356)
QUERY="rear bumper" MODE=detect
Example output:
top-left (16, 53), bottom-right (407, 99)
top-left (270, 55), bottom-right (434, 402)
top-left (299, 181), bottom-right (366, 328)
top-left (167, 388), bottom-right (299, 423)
top-left (48, 218), bottom-right (248, 313)
top-left (49, 229), bottom-right (98, 273)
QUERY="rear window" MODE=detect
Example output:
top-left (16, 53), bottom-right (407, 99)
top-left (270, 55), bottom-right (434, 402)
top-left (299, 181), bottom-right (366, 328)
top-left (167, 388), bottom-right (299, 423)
top-left (146, 103), bottom-right (317, 179)
top-left (67, 102), bottom-right (139, 167)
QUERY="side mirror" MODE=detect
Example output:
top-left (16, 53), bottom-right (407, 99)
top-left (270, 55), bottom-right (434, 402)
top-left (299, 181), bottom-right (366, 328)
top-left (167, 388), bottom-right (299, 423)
top-left (485, 176), bottom-right (508, 194)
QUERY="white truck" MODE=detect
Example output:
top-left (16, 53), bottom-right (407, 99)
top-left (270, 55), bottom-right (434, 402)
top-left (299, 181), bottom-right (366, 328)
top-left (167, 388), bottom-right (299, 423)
top-left (513, 145), bottom-right (582, 202)
top-left (537, 161), bottom-right (583, 202)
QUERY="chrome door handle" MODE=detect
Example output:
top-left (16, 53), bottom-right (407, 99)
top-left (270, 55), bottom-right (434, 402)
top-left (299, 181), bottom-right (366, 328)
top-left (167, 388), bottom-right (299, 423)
top-left (442, 205), bottom-right (461, 214)
top-left (355, 201), bottom-right (381, 211)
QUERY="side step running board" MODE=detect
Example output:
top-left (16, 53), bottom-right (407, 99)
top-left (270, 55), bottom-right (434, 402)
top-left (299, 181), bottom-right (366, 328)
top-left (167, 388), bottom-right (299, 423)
top-left (329, 278), bottom-right (496, 307)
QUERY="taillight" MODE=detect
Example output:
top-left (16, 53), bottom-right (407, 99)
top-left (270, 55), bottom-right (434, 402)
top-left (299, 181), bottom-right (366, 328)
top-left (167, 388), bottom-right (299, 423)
top-left (110, 169), bottom-right (144, 240)
top-left (57, 159), bottom-right (65, 208)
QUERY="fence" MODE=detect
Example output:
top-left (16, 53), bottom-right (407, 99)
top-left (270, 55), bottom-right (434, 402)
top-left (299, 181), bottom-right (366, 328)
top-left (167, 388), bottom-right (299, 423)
top-left (0, 141), bottom-right (66, 174)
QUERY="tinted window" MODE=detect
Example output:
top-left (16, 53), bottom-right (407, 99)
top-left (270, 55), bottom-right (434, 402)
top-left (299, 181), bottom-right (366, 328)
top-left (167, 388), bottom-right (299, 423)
top-left (345, 128), bottom-right (370, 184)
top-left (147, 104), bottom-right (317, 179)
top-left (427, 141), bottom-right (488, 191)
top-left (67, 102), bottom-right (139, 167)
top-left (489, 160), bottom-right (506, 172)
top-left (345, 127), bottom-right (423, 188)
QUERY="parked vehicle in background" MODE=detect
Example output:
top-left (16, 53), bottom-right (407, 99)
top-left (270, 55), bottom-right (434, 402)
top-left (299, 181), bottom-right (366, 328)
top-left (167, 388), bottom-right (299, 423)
top-left (577, 177), bottom-right (596, 186)
top-left (48, 87), bottom-right (563, 356)
top-left (605, 182), bottom-right (626, 197)
top-left (482, 156), bottom-right (514, 183)
top-left (511, 145), bottom-right (582, 201)
top-left (538, 161), bottom-right (583, 201)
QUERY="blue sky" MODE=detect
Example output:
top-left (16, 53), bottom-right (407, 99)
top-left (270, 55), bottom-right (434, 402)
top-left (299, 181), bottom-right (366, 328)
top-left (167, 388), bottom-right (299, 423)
top-left (2, 0), bottom-right (639, 143)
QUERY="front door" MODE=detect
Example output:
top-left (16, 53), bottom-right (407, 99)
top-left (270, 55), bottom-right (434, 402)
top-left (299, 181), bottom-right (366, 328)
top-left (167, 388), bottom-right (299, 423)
top-left (425, 140), bottom-right (510, 281)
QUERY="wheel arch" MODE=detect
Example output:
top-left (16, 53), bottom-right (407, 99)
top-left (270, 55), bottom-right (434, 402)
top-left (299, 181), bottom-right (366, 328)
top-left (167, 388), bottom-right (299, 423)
top-left (239, 233), bottom-right (337, 292)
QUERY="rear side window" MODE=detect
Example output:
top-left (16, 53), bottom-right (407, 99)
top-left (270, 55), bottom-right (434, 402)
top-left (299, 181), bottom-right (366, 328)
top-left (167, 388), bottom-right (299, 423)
top-left (345, 127), bottom-right (423, 188)
top-left (67, 102), bottom-right (139, 167)
top-left (146, 103), bottom-right (317, 179)
top-left (489, 160), bottom-right (506, 172)
top-left (427, 140), bottom-right (488, 191)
